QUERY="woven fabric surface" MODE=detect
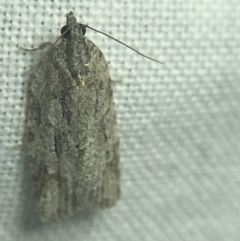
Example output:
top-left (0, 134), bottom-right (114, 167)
top-left (0, 0), bottom-right (240, 241)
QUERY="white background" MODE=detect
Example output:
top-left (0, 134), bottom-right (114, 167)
top-left (0, 0), bottom-right (240, 241)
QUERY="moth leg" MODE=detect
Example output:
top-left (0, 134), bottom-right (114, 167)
top-left (106, 61), bottom-right (122, 83)
top-left (111, 79), bottom-right (122, 84)
top-left (20, 41), bottom-right (53, 51)
top-left (21, 42), bottom-right (55, 76)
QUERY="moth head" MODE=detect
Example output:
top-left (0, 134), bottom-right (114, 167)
top-left (61, 24), bottom-right (86, 39)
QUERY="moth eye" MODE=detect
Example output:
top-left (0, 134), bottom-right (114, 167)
top-left (82, 27), bottom-right (86, 35)
top-left (61, 25), bottom-right (71, 38)
top-left (79, 24), bottom-right (86, 35)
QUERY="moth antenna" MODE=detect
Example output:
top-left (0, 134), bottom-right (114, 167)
top-left (85, 25), bottom-right (164, 65)
top-left (21, 29), bottom-right (69, 76)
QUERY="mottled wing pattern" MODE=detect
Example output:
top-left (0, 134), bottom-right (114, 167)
top-left (27, 25), bottom-right (120, 221)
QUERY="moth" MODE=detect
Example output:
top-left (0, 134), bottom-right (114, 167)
top-left (26, 11), bottom-right (162, 222)
top-left (27, 12), bottom-right (120, 221)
